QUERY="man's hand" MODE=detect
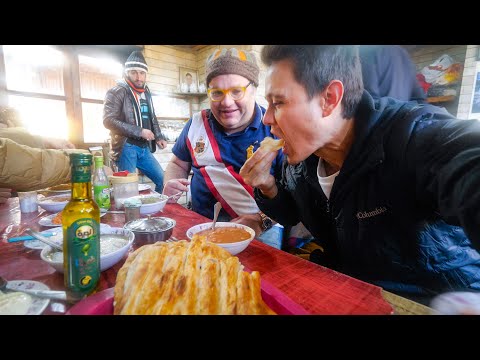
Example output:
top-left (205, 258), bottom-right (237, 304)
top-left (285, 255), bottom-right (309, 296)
top-left (141, 129), bottom-right (155, 141)
top-left (156, 139), bottom-right (168, 149)
top-left (240, 147), bottom-right (278, 199)
top-left (162, 179), bottom-right (190, 203)
top-left (230, 213), bottom-right (263, 238)
top-left (0, 188), bottom-right (12, 204)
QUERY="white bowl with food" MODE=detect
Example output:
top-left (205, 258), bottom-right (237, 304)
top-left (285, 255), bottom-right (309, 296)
top-left (186, 222), bottom-right (255, 255)
top-left (125, 193), bottom-right (168, 215)
top-left (40, 227), bottom-right (135, 273)
top-left (37, 194), bottom-right (70, 213)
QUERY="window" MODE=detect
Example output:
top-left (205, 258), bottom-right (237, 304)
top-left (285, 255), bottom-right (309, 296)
top-left (1, 45), bottom-right (145, 146)
top-left (3, 45), bottom-right (65, 96)
top-left (82, 102), bottom-right (110, 143)
top-left (8, 95), bottom-right (69, 139)
top-left (3, 45), bottom-right (67, 139)
top-left (79, 55), bottom-right (123, 143)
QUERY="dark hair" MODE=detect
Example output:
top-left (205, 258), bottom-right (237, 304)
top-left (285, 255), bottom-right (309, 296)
top-left (185, 73), bottom-right (192, 78)
top-left (261, 45), bottom-right (363, 118)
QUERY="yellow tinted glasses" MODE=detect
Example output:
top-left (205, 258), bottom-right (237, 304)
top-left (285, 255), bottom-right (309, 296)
top-left (207, 82), bottom-right (252, 102)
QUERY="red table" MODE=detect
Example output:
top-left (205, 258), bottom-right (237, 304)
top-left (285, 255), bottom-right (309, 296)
top-left (0, 197), bottom-right (394, 315)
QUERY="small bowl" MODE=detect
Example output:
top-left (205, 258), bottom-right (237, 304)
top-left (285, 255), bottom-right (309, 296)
top-left (38, 194), bottom-right (70, 213)
top-left (126, 194), bottom-right (168, 215)
top-left (186, 222), bottom-right (255, 255)
top-left (124, 216), bottom-right (176, 247)
top-left (40, 227), bottom-right (134, 273)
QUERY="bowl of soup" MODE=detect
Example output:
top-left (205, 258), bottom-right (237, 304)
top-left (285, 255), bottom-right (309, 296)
top-left (186, 222), bottom-right (255, 255)
top-left (40, 227), bottom-right (135, 273)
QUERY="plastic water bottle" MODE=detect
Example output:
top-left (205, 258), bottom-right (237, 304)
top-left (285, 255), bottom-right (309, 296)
top-left (92, 155), bottom-right (111, 211)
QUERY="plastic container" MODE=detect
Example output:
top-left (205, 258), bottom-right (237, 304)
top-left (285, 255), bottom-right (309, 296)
top-left (18, 191), bottom-right (38, 213)
top-left (93, 156), bottom-right (111, 211)
top-left (109, 174), bottom-right (139, 209)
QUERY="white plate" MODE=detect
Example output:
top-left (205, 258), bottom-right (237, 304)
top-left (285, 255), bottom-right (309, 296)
top-left (1, 280), bottom-right (50, 315)
top-left (138, 183), bottom-right (151, 191)
top-left (39, 211), bottom-right (106, 227)
top-left (24, 227), bottom-right (63, 250)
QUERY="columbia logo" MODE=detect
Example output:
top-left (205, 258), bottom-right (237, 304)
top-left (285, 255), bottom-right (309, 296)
top-left (356, 207), bottom-right (387, 220)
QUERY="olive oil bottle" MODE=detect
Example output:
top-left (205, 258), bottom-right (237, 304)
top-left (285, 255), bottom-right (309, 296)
top-left (62, 153), bottom-right (100, 301)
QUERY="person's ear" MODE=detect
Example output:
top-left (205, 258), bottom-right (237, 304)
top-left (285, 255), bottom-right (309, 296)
top-left (319, 80), bottom-right (344, 117)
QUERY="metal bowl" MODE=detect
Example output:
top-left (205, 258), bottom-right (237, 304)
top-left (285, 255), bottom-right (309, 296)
top-left (123, 216), bottom-right (176, 247)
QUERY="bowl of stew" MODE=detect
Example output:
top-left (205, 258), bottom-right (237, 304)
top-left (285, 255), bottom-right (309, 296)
top-left (186, 222), bottom-right (255, 255)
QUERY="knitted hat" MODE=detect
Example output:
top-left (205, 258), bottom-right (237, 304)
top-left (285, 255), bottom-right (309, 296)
top-left (125, 51), bottom-right (148, 73)
top-left (206, 48), bottom-right (259, 87)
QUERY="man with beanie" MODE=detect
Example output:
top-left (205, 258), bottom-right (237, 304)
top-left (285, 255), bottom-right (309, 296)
top-left (103, 50), bottom-right (167, 192)
top-left (162, 48), bottom-right (283, 237)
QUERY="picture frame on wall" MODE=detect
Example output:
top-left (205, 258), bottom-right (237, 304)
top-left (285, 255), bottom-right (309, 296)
top-left (179, 67), bottom-right (198, 93)
top-left (469, 61), bottom-right (480, 119)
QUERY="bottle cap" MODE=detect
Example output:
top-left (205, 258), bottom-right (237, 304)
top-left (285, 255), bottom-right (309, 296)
top-left (94, 156), bottom-right (104, 167)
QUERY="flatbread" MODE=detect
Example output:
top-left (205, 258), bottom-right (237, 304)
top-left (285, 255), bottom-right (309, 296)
top-left (113, 238), bottom-right (275, 315)
top-left (260, 137), bottom-right (284, 152)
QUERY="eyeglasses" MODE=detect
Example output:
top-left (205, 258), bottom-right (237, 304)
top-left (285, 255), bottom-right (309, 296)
top-left (207, 82), bottom-right (252, 102)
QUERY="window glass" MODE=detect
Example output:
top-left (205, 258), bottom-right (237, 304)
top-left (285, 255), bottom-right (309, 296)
top-left (79, 55), bottom-right (123, 100)
top-left (82, 102), bottom-right (110, 143)
top-left (152, 95), bottom-right (190, 118)
top-left (3, 45), bottom-right (65, 96)
top-left (8, 95), bottom-right (68, 139)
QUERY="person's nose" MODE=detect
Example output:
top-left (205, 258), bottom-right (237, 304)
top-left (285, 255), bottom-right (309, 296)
top-left (220, 92), bottom-right (235, 106)
top-left (263, 105), bottom-right (276, 126)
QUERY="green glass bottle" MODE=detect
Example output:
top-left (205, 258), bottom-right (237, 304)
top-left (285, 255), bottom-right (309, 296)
top-left (62, 153), bottom-right (100, 301)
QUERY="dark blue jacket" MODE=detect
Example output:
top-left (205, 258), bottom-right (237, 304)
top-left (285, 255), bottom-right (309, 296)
top-left (360, 45), bottom-right (426, 102)
top-left (255, 91), bottom-right (480, 299)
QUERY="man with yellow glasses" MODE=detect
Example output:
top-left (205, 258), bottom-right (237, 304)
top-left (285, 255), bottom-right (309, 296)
top-left (162, 48), bottom-right (283, 238)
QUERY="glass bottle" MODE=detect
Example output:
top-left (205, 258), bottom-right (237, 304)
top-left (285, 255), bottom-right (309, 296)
top-left (93, 155), bottom-right (111, 211)
top-left (62, 153), bottom-right (100, 301)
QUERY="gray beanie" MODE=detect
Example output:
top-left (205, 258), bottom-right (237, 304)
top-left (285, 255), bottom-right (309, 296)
top-left (206, 48), bottom-right (259, 87)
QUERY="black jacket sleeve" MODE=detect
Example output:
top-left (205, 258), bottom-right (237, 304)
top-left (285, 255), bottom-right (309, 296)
top-left (413, 113), bottom-right (480, 248)
top-left (254, 160), bottom-right (302, 227)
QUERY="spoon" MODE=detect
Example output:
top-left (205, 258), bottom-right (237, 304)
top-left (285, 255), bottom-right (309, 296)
top-left (211, 202), bottom-right (222, 231)
top-left (25, 228), bottom-right (63, 251)
top-left (0, 276), bottom-right (67, 301)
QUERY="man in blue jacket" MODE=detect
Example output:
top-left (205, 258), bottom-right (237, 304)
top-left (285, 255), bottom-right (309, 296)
top-left (359, 45), bottom-right (426, 102)
top-left (240, 45), bottom-right (480, 304)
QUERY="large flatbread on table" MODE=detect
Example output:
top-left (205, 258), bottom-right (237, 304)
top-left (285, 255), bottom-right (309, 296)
top-left (114, 238), bottom-right (275, 315)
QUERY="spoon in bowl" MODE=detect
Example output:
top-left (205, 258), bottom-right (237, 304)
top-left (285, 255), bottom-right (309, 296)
top-left (25, 228), bottom-right (63, 252)
top-left (211, 202), bottom-right (222, 231)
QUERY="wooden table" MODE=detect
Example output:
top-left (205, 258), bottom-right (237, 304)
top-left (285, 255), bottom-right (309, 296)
top-left (0, 197), bottom-right (432, 315)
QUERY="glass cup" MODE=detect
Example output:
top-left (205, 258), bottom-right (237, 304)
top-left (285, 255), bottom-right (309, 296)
top-left (18, 191), bottom-right (38, 213)
top-left (125, 204), bottom-right (141, 223)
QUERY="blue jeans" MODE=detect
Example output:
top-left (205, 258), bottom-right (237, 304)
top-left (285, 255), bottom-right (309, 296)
top-left (116, 142), bottom-right (164, 192)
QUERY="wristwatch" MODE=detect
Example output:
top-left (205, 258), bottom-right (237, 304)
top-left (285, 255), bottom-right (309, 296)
top-left (258, 211), bottom-right (273, 232)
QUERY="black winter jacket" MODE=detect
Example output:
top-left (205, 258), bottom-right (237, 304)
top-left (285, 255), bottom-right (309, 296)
top-left (103, 80), bottom-right (165, 162)
top-left (255, 92), bottom-right (480, 299)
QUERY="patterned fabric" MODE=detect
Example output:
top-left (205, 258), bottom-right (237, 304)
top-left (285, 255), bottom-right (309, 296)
top-left (205, 48), bottom-right (259, 86)
top-left (125, 51), bottom-right (148, 73)
top-left (172, 104), bottom-right (283, 220)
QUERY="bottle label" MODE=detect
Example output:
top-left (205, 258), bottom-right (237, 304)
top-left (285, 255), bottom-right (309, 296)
top-left (72, 165), bottom-right (91, 183)
top-left (94, 185), bottom-right (111, 210)
top-left (65, 218), bottom-right (100, 296)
